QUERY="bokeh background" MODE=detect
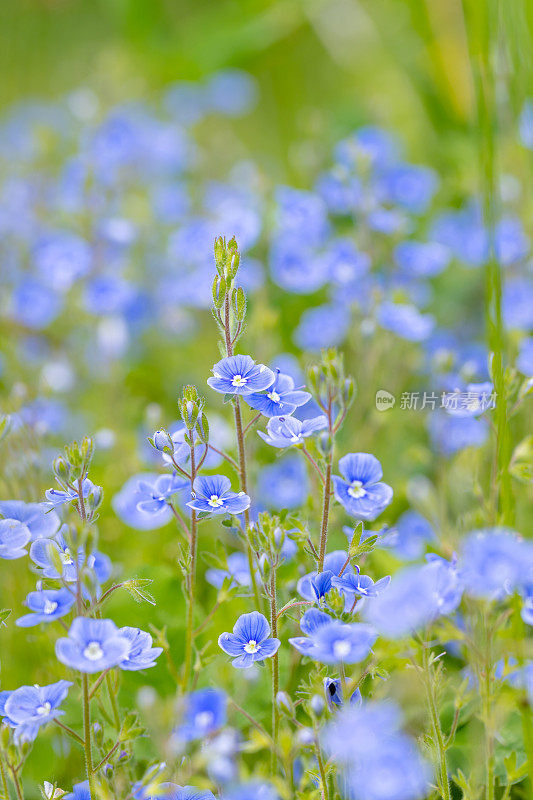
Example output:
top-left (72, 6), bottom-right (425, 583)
top-left (1, 0), bottom-right (533, 795)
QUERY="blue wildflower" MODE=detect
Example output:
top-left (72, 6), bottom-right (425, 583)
top-left (274, 186), bottom-right (329, 245)
top-left (136, 473), bottom-right (188, 514)
top-left (176, 688), bottom-right (227, 741)
top-left (207, 355), bottom-right (275, 396)
top-left (324, 677), bottom-right (362, 709)
top-left (118, 627), bottom-right (163, 670)
top-left (258, 415), bottom-right (327, 448)
top-left (294, 304), bottom-right (350, 351)
top-left (0, 680), bottom-right (72, 743)
top-left (45, 478), bottom-right (100, 508)
top-left (244, 370), bottom-right (311, 417)
top-left (379, 163), bottom-right (438, 213)
top-left (394, 240), bottom-right (450, 277)
top-left (333, 567), bottom-right (391, 599)
top-left (269, 235), bottom-right (328, 294)
top-left (30, 529), bottom-right (111, 584)
top-left (310, 570), bottom-right (336, 603)
top-left (503, 277), bottom-right (533, 331)
top-left (63, 782), bottom-right (91, 800)
top-left (332, 453), bottom-right (393, 521)
top-left (218, 611), bottom-right (280, 668)
top-left (34, 231), bottom-right (92, 292)
top-left (297, 551), bottom-right (354, 606)
top-left (257, 455), bottom-right (309, 510)
top-left (187, 475), bottom-right (250, 516)
top-left (113, 474), bottom-right (175, 530)
top-left (377, 301), bottom-right (434, 341)
top-left (388, 510), bottom-right (436, 560)
top-left (205, 552), bottom-right (251, 589)
top-left (428, 411), bottom-right (488, 455)
top-left (11, 278), bottom-right (62, 329)
top-left (221, 782), bottom-right (278, 800)
top-left (292, 616), bottom-right (376, 664)
top-left (0, 500), bottom-right (60, 540)
top-left (289, 608), bottom-right (335, 656)
top-left (55, 617), bottom-right (131, 673)
top-left (16, 588), bottom-right (75, 627)
top-left (0, 518), bottom-right (31, 559)
top-left (459, 528), bottom-right (533, 600)
top-left (517, 337), bottom-right (533, 375)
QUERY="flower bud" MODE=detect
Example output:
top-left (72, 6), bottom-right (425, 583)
top-left (152, 429), bottom-right (174, 453)
top-left (196, 413), bottom-right (209, 445)
top-left (276, 691), bottom-right (294, 716)
top-left (311, 694), bottom-right (326, 716)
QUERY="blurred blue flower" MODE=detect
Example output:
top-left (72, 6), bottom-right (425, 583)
top-left (394, 240), bottom-right (450, 277)
top-left (34, 231), bottom-right (92, 292)
top-left (207, 355), bottom-right (275, 396)
top-left (520, 100), bottom-right (533, 148)
top-left (0, 680), bottom-right (72, 743)
top-left (378, 301), bottom-right (434, 341)
top-left (333, 453), bottom-right (393, 521)
top-left (136, 473), bottom-right (188, 514)
top-left (244, 370), bottom-right (310, 417)
top-left (320, 238), bottom-right (370, 286)
top-left (379, 163), bottom-right (438, 213)
top-left (55, 617), bottom-right (131, 673)
top-left (113, 473), bottom-right (175, 530)
top-left (428, 411), bottom-right (488, 455)
top-left (218, 611), bottom-right (280, 668)
top-left (258, 415), bottom-right (327, 448)
top-left (0, 519), bottom-right (31, 559)
top-left (387, 510), bottom-right (436, 560)
top-left (334, 126), bottom-right (399, 170)
top-left (517, 337), bottom-right (533, 375)
top-left (176, 688), bottom-right (227, 741)
top-left (324, 677), bottom-right (362, 709)
top-left (275, 186), bottom-right (329, 245)
top-left (503, 277), bottom-right (533, 331)
top-left (63, 782), bottom-right (91, 800)
top-left (45, 478), bottom-right (100, 508)
top-left (294, 304), bottom-right (350, 351)
top-left (205, 552), bottom-right (251, 589)
top-left (269, 236), bottom-right (328, 293)
top-left (496, 216), bottom-right (529, 265)
top-left (292, 617), bottom-right (376, 664)
top-left (221, 783), bottom-right (278, 800)
top-left (0, 500), bottom-right (60, 540)
top-left (29, 528), bottom-right (111, 585)
top-left (205, 69), bottom-right (258, 116)
top-left (459, 528), bottom-right (533, 599)
top-left (17, 588), bottom-right (75, 627)
top-left (11, 278), bottom-right (62, 329)
top-left (333, 567), bottom-right (391, 599)
top-left (187, 475), bottom-right (250, 516)
top-left (256, 454), bottom-right (309, 510)
top-left (84, 275), bottom-right (135, 315)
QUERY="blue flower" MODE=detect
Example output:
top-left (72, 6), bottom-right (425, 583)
top-left (297, 551), bottom-right (354, 608)
top-left (291, 615), bottom-right (376, 664)
top-left (118, 627), bottom-right (163, 670)
top-left (0, 518), bottom-right (31, 559)
top-left (294, 305), bottom-right (351, 351)
top-left (221, 782), bottom-right (278, 800)
top-left (218, 611), bottom-right (280, 668)
top-left (63, 782), bottom-right (91, 800)
top-left (274, 186), bottom-right (329, 245)
top-left (136, 473), bottom-right (188, 514)
top-left (503, 277), bottom-right (533, 331)
top-left (206, 68), bottom-right (258, 116)
top-left (45, 478), bottom-right (100, 508)
top-left (206, 552), bottom-right (251, 589)
top-left (459, 528), bottom-right (533, 599)
top-left (333, 568), bottom-right (391, 599)
top-left (244, 370), bottom-right (310, 417)
top-left (324, 677), bottom-right (362, 709)
top-left (517, 337), bottom-right (533, 376)
top-left (332, 453), bottom-right (393, 521)
top-left (258, 415), bottom-right (327, 448)
top-left (30, 529), bottom-right (111, 585)
top-left (269, 235), bottom-right (329, 294)
top-left (207, 355), bottom-right (275, 396)
top-left (0, 680), bottom-right (72, 743)
top-left (187, 475), bottom-right (250, 516)
top-left (176, 688), bottom-right (227, 741)
top-left (377, 302), bottom-right (434, 342)
top-left (310, 571), bottom-right (336, 602)
top-left (323, 702), bottom-right (432, 800)
top-left (34, 231), bottom-right (92, 291)
top-left (17, 588), bottom-right (75, 627)
top-left (386, 510), bottom-right (436, 560)
top-left (379, 163), bottom-right (438, 213)
top-left (320, 238), bottom-right (370, 286)
top-left (394, 240), bottom-right (450, 277)
top-left (257, 455), bottom-right (309, 510)
top-left (428, 411), bottom-right (488, 455)
top-left (113, 473), bottom-right (175, 530)
top-left (55, 617), bottom-right (131, 673)
top-left (11, 278), bottom-right (61, 329)
top-left (0, 500), bottom-right (60, 540)
top-left (289, 608), bottom-right (334, 656)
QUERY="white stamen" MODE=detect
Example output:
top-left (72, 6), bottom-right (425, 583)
top-left (231, 374), bottom-right (247, 387)
top-left (267, 391), bottom-right (281, 403)
top-left (43, 599), bottom-right (58, 615)
top-left (348, 480), bottom-right (366, 499)
top-left (83, 641), bottom-right (104, 661)
top-left (194, 711), bottom-right (214, 728)
top-left (60, 548), bottom-right (74, 565)
top-left (333, 640), bottom-right (351, 659)
top-left (36, 702), bottom-right (52, 716)
top-left (244, 639), bottom-right (260, 654)
top-left (208, 494), bottom-right (224, 508)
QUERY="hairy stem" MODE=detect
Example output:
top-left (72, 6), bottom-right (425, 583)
top-left (270, 565), bottom-right (279, 775)
top-left (183, 431), bottom-right (198, 690)
top-left (0, 755), bottom-right (10, 800)
top-left (317, 454), bottom-right (333, 572)
top-left (82, 674), bottom-right (96, 796)
top-left (422, 645), bottom-right (451, 800)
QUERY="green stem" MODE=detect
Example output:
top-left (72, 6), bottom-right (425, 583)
top-left (8, 770), bottom-right (22, 800)
top-left (0, 755), bottom-right (10, 800)
top-left (314, 733), bottom-right (330, 800)
top-left (82, 674), bottom-right (96, 795)
top-left (182, 430), bottom-right (198, 690)
top-left (480, 612), bottom-right (495, 800)
top-left (270, 565), bottom-right (279, 775)
top-left (105, 671), bottom-right (120, 731)
top-left (422, 645), bottom-right (451, 800)
top-left (317, 453), bottom-right (332, 572)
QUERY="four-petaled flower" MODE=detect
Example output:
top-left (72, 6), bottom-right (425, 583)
top-left (244, 370), bottom-right (311, 417)
top-left (187, 475), bottom-right (250, 516)
top-left (0, 519), bottom-right (31, 560)
top-left (0, 680), bottom-right (72, 743)
top-left (333, 567), bottom-right (391, 599)
top-left (45, 478), bottom-right (100, 508)
top-left (258, 415), bottom-right (327, 448)
top-left (175, 688), bottom-right (227, 741)
top-left (136, 473), bottom-right (188, 514)
top-left (0, 500), bottom-right (60, 541)
top-left (207, 355), bottom-right (275, 396)
top-left (218, 611), bottom-right (281, 668)
top-left (17, 588), bottom-right (75, 627)
top-left (118, 626), bottom-right (163, 670)
top-left (289, 608), bottom-right (376, 664)
top-left (332, 453), bottom-right (393, 521)
top-left (55, 617), bottom-right (131, 673)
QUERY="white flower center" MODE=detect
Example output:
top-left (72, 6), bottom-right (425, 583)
top-left (194, 711), bottom-right (214, 729)
top-left (290, 434), bottom-right (300, 442)
top-left (267, 390), bottom-right (281, 403)
top-left (231, 374), bottom-right (247, 387)
top-left (244, 639), bottom-right (260, 654)
top-left (83, 641), bottom-right (104, 661)
top-left (333, 640), bottom-right (351, 659)
top-left (43, 599), bottom-right (58, 614)
top-left (60, 548), bottom-right (74, 565)
top-left (37, 702), bottom-right (51, 716)
top-left (348, 480), bottom-right (366, 499)
top-left (208, 495), bottom-right (224, 508)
